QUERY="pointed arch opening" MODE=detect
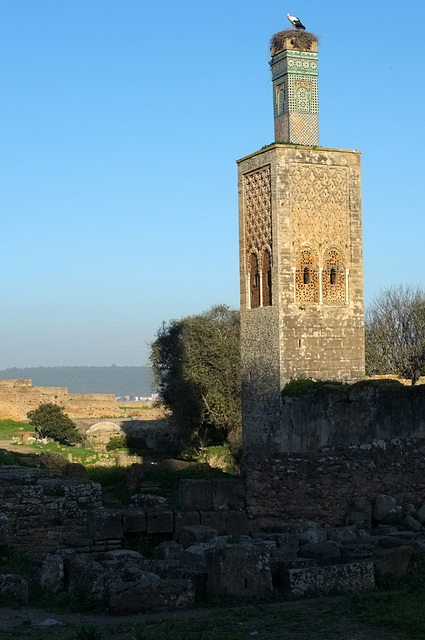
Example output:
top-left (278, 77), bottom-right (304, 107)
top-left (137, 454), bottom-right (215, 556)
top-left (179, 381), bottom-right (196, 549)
top-left (262, 250), bottom-right (272, 306)
top-left (322, 248), bottom-right (346, 304)
top-left (295, 248), bottom-right (319, 303)
top-left (249, 252), bottom-right (260, 309)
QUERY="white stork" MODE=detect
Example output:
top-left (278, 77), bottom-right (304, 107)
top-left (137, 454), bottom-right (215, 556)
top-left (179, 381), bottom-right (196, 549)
top-left (287, 13), bottom-right (306, 30)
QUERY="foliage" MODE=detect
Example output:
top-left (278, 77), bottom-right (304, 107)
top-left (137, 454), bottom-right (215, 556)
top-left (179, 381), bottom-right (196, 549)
top-left (197, 444), bottom-right (240, 473)
top-left (281, 377), bottom-right (344, 397)
top-left (105, 435), bottom-right (128, 451)
top-left (150, 305), bottom-right (241, 448)
top-left (365, 285), bottom-right (425, 384)
top-left (27, 403), bottom-right (81, 444)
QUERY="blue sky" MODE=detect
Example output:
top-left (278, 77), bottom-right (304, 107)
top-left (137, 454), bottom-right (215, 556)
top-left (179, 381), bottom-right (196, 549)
top-left (1, 0), bottom-right (424, 367)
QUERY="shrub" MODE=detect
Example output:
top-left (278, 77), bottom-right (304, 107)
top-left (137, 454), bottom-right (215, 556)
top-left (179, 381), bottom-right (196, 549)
top-left (27, 403), bottom-right (81, 444)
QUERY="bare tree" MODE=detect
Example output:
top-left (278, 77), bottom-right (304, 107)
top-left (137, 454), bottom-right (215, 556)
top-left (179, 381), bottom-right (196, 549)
top-left (365, 285), bottom-right (425, 384)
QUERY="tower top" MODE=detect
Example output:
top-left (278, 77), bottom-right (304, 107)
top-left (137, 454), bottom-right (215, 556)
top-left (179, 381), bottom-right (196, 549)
top-left (270, 29), bottom-right (319, 56)
top-left (270, 29), bottom-right (319, 145)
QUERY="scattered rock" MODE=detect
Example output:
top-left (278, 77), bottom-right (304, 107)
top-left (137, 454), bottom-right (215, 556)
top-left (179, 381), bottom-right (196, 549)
top-left (374, 545), bottom-right (415, 577)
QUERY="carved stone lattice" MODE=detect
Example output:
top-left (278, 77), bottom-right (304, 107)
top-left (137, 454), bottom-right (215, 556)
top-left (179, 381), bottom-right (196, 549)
top-left (290, 164), bottom-right (349, 256)
top-left (244, 166), bottom-right (272, 257)
top-left (322, 248), bottom-right (345, 304)
top-left (295, 248), bottom-right (319, 303)
top-left (244, 166), bottom-right (273, 309)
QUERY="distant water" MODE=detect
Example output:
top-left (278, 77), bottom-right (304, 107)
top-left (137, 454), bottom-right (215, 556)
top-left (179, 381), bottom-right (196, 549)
top-left (0, 366), bottom-right (155, 398)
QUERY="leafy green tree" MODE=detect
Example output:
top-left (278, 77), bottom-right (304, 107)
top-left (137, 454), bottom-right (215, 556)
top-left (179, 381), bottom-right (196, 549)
top-left (150, 305), bottom-right (241, 448)
top-left (365, 285), bottom-right (425, 384)
top-left (27, 403), bottom-right (81, 444)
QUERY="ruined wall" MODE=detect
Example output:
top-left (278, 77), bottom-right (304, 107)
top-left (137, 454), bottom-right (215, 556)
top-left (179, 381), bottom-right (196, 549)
top-left (0, 466), bottom-right (104, 553)
top-left (0, 379), bottom-right (122, 420)
top-left (244, 438), bottom-right (425, 526)
top-left (278, 380), bottom-right (425, 453)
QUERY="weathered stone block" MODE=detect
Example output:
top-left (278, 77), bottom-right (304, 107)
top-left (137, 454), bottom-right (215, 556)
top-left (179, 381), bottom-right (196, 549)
top-left (154, 541), bottom-right (184, 560)
top-left (130, 494), bottom-right (168, 510)
top-left (121, 508), bottom-right (147, 533)
top-left (373, 495), bottom-right (396, 522)
top-left (0, 512), bottom-right (9, 547)
top-left (345, 498), bottom-right (372, 526)
top-left (146, 510), bottom-right (174, 534)
top-left (206, 545), bottom-right (272, 598)
top-left (87, 509), bottom-right (123, 541)
top-left (327, 526), bottom-right (358, 544)
top-left (108, 578), bottom-right (194, 613)
top-left (175, 566), bottom-right (208, 600)
top-left (37, 554), bottom-right (64, 593)
top-left (177, 525), bottom-right (218, 548)
top-left (284, 561), bottom-right (375, 595)
top-left (200, 510), bottom-right (250, 535)
top-left (179, 480), bottom-right (213, 511)
top-left (64, 554), bottom-right (111, 601)
top-left (212, 479), bottom-right (246, 511)
top-left (374, 546), bottom-right (415, 577)
top-left (174, 511), bottom-right (201, 535)
top-left (0, 574), bottom-right (28, 603)
top-left (298, 541), bottom-right (341, 563)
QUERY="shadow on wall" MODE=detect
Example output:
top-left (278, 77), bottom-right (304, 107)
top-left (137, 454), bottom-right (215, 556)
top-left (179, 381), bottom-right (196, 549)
top-left (281, 379), bottom-right (425, 454)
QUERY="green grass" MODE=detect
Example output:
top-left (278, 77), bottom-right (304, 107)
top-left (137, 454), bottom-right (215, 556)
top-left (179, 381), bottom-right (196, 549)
top-left (0, 419), bottom-right (100, 466)
top-left (1, 589), bottom-right (425, 639)
top-left (0, 418), bottom-right (34, 439)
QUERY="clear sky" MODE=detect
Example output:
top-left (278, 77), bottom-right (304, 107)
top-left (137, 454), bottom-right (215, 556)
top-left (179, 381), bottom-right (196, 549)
top-left (1, 0), bottom-right (424, 368)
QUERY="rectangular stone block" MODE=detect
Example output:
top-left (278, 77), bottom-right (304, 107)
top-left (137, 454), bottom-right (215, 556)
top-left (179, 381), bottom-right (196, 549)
top-left (174, 511), bottom-right (201, 536)
top-left (122, 508), bottom-right (147, 534)
top-left (284, 561), bottom-right (375, 595)
top-left (87, 509), bottom-right (123, 541)
top-left (200, 511), bottom-right (250, 535)
top-left (179, 480), bottom-right (213, 511)
top-left (146, 510), bottom-right (174, 534)
top-left (206, 545), bottom-right (272, 598)
top-left (212, 479), bottom-right (246, 511)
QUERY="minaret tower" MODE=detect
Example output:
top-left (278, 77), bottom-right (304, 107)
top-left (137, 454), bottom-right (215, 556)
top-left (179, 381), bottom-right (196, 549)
top-left (237, 28), bottom-right (365, 452)
top-left (270, 30), bottom-right (319, 145)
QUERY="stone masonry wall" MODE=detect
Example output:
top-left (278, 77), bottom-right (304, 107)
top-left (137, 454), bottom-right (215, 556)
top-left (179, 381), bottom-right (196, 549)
top-left (0, 466), bottom-right (103, 553)
top-left (244, 438), bottom-right (425, 526)
top-left (279, 380), bottom-right (425, 453)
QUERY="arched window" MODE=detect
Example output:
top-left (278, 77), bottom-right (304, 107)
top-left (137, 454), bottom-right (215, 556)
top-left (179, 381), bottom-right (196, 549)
top-left (295, 248), bottom-right (319, 303)
top-left (249, 253), bottom-right (260, 309)
top-left (322, 249), bottom-right (345, 304)
top-left (262, 250), bottom-right (272, 306)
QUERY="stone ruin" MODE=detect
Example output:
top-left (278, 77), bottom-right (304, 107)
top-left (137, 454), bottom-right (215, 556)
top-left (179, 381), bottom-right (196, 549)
top-left (1, 460), bottom-right (425, 612)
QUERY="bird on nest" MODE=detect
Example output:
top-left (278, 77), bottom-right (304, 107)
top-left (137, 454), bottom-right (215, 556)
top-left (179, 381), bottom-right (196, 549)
top-left (287, 13), bottom-right (306, 30)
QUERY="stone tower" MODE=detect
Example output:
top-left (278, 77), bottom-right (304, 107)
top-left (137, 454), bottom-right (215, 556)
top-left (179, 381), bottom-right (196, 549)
top-left (237, 30), bottom-right (365, 451)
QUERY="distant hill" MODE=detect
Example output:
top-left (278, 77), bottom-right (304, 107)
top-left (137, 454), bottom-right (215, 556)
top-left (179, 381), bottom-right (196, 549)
top-left (0, 366), bottom-right (155, 398)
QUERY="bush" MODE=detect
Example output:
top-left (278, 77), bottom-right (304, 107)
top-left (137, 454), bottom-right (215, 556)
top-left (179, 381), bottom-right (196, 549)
top-left (27, 403), bottom-right (81, 444)
top-left (281, 377), bottom-right (344, 397)
top-left (150, 305), bottom-right (241, 449)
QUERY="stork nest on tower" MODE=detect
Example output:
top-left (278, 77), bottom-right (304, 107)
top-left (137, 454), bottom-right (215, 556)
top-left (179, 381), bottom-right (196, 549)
top-left (270, 29), bottom-right (319, 55)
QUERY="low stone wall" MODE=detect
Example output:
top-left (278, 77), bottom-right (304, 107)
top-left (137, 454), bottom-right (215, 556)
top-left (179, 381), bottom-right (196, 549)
top-left (244, 438), bottom-right (425, 526)
top-left (0, 466), bottom-right (105, 553)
